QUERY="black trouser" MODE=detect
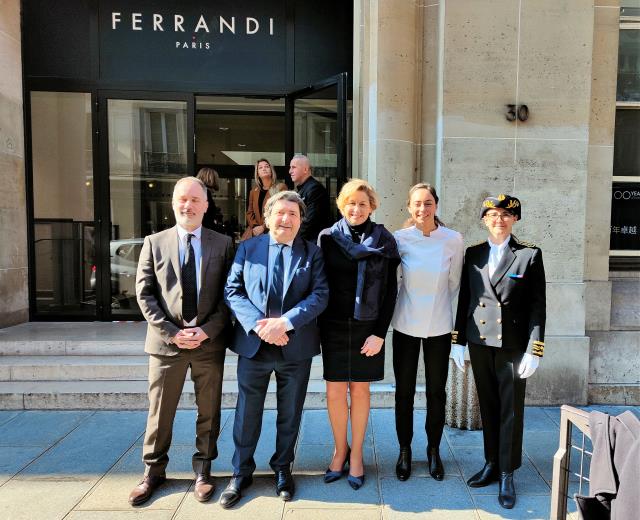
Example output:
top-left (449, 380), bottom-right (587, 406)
top-left (468, 343), bottom-right (526, 473)
top-left (393, 330), bottom-right (451, 449)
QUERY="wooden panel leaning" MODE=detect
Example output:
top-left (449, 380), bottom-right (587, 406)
top-left (550, 405), bottom-right (591, 520)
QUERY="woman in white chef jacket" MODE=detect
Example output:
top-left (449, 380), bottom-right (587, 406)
top-left (391, 183), bottom-right (464, 483)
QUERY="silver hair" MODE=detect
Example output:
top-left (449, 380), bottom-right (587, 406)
top-left (173, 176), bottom-right (208, 199)
top-left (291, 154), bottom-right (312, 172)
top-left (263, 190), bottom-right (307, 224)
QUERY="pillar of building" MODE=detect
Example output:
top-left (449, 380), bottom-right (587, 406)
top-left (0, 0), bottom-right (28, 327)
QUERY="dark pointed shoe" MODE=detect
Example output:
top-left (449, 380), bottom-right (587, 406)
top-left (498, 472), bottom-right (516, 509)
top-left (194, 473), bottom-right (214, 503)
top-left (324, 447), bottom-right (350, 483)
top-left (219, 475), bottom-right (253, 509)
top-left (395, 446), bottom-right (412, 481)
top-left (275, 469), bottom-right (295, 501)
top-left (466, 462), bottom-right (498, 488)
top-left (427, 447), bottom-right (444, 481)
top-left (128, 475), bottom-right (166, 506)
top-left (347, 473), bottom-right (365, 490)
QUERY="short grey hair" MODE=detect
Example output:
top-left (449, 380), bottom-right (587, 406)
top-left (263, 190), bottom-right (307, 224)
top-left (291, 154), bottom-right (312, 173)
top-left (173, 176), bottom-right (208, 199)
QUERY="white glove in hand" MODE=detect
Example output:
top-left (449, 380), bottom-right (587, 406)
top-left (451, 344), bottom-right (466, 372)
top-left (518, 353), bottom-right (540, 379)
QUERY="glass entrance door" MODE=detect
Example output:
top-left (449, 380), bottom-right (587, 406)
top-left (97, 93), bottom-right (194, 319)
top-left (286, 73), bottom-right (350, 222)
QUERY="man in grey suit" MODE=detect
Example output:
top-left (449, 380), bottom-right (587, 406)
top-left (129, 176), bottom-right (234, 506)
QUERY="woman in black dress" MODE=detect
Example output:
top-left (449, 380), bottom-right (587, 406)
top-left (318, 179), bottom-right (399, 489)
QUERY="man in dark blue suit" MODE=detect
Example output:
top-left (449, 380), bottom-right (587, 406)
top-left (221, 191), bottom-right (329, 508)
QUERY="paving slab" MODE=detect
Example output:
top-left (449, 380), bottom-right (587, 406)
top-left (285, 474), bottom-right (380, 509)
top-left (0, 410), bottom-right (92, 446)
top-left (66, 511), bottom-right (175, 520)
top-left (473, 494), bottom-right (550, 519)
top-left (0, 479), bottom-right (93, 520)
top-left (0, 445), bottom-right (47, 485)
top-left (76, 444), bottom-right (194, 511)
top-left (0, 410), bottom-right (21, 426)
top-left (380, 475), bottom-right (477, 520)
top-left (173, 476), bottom-right (285, 519)
top-left (293, 442), bottom-right (375, 476)
top-left (285, 508), bottom-right (382, 520)
top-left (16, 411), bottom-right (145, 480)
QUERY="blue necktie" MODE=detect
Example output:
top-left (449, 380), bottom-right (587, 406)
top-left (182, 233), bottom-right (198, 322)
top-left (267, 244), bottom-right (285, 318)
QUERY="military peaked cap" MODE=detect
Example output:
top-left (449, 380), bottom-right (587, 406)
top-left (480, 194), bottom-right (522, 220)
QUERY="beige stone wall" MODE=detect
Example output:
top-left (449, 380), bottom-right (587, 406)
top-left (0, 0), bottom-right (27, 327)
top-left (355, 0), bottom-right (634, 404)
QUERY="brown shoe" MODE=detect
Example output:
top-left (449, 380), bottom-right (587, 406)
top-left (194, 473), bottom-right (215, 502)
top-left (128, 475), bottom-right (166, 506)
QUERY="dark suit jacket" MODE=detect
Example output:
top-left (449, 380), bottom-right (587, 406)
top-left (453, 235), bottom-right (546, 357)
top-left (296, 176), bottom-right (330, 241)
top-left (136, 226), bottom-right (234, 356)
top-left (224, 233), bottom-right (329, 361)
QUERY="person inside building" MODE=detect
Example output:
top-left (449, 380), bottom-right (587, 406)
top-left (242, 158), bottom-right (286, 241)
top-left (196, 167), bottom-right (225, 235)
top-left (221, 191), bottom-right (329, 507)
top-left (129, 176), bottom-right (234, 507)
top-left (318, 179), bottom-right (400, 490)
top-left (451, 194), bottom-right (546, 510)
top-left (289, 154), bottom-right (330, 242)
top-left (391, 183), bottom-right (464, 482)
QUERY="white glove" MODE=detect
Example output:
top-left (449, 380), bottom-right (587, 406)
top-left (518, 353), bottom-right (540, 379)
top-left (451, 344), bottom-right (466, 372)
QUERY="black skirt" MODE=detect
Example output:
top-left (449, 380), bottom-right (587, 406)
top-left (320, 317), bottom-right (385, 382)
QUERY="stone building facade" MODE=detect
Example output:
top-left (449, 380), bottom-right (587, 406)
top-left (1, 0), bottom-right (638, 405)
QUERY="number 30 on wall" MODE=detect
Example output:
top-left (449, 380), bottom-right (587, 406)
top-left (505, 104), bottom-right (529, 122)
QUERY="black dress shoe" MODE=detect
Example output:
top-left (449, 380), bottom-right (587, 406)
top-left (427, 447), bottom-right (444, 481)
top-left (498, 471), bottom-right (516, 509)
top-left (275, 469), bottom-right (295, 501)
top-left (128, 475), bottom-right (166, 506)
top-left (219, 475), bottom-right (253, 509)
top-left (466, 462), bottom-right (498, 487)
top-left (395, 446), bottom-right (412, 481)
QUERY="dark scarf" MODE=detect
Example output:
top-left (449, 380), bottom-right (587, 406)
top-left (330, 217), bottom-right (399, 320)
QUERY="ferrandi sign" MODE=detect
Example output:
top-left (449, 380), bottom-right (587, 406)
top-left (100, 1), bottom-right (286, 85)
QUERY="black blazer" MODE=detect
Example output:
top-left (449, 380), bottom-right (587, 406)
top-left (453, 236), bottom-right (546, 357)
top-left (296, 176), bottom-right (330, 241)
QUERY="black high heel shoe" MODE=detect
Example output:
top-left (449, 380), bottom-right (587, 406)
top-left (324, 447), bottom-right (350, 483)
top-left (347, 472), bottom-right (365, 490)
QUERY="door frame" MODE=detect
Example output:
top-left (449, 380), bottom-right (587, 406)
top-left (95, 90), bottom-right (195, 320)
top-left (285, 73), bottom-right (349, 190)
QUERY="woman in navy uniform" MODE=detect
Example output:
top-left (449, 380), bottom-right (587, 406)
top-left (450, 194), bottom-right (545, 510)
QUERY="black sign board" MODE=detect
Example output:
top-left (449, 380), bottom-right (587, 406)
top-left (610, 182), bottom-right (640, 250)
top-left (22, 0), bottom-right (352, 92)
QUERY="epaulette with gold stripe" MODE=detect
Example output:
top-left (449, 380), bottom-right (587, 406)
top-left (513, 237), bottom-right (537, 248)
top-left (532, 340), bottom-right (544, 357)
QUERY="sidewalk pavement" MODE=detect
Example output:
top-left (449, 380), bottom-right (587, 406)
top-left (0, 405), bottom-right (637, 520)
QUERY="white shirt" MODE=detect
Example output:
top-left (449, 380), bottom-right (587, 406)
top-left (176, 225), bottom-right (202, 326)
top-left (488, 237), bottom-right (510, 278)
top-left (391, 225), bottom-right (464, 338)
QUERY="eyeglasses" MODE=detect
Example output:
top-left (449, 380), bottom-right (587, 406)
top-left (484, 212), bottom-right (514, 221)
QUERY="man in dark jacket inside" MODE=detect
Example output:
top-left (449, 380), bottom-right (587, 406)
top-left (289, 154), bottom-right (330, 241)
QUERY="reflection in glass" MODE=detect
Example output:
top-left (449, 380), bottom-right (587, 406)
top-left (294, 85), bottom-right (340, 222)
top-left (617, 29), bottom-right (640, 102)
top-left (108, 99), bottom-right (188, 314)
top-left (31, 91), bottom-right (95, 315)
top-left (195, 97), bottom-right (286, 240)
top-left (613, 109), bottom-right (640, 177)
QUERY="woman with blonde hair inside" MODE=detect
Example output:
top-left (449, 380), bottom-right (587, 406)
top-left (318, 179), bottom-right (400, 490)
top-left (243, 158), bottom-right (285, 240)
